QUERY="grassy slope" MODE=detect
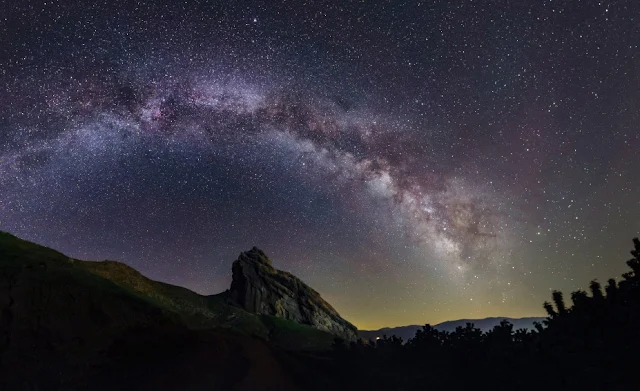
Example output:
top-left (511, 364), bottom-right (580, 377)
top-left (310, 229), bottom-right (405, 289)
top-left (0, 231), bottom-right (336, 350)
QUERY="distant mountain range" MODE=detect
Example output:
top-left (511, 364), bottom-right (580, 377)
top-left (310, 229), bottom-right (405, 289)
top-left (359, 317), bottom-right (546, 342)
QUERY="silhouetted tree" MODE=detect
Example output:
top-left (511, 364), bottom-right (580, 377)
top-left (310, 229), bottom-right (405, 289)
top-left (605, 278), bottom-right (618, 299)
top-left (332, 237), bottom-right (640, 391)
top-left (543, 301), bottom-right (556, 317)
top-left (622, 238), bottom-right (640, 281)
top-left (533, 321), bottom-right (544, 333)
top-left (589, 279), bottom-right (604, 300)
top-left (571, 289), bottom-right (589, 308)
top-left (552, 290), bottom-right (566, 315)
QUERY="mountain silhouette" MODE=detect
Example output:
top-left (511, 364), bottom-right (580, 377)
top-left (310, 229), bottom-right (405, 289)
top-left (0, 231), bottom-right (351, 390)
top-left (359, 317), bottom-right (544, 341)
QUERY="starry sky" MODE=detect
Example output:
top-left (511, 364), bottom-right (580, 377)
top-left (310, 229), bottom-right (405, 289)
top-left (1, 0), bottom-right (638, 329)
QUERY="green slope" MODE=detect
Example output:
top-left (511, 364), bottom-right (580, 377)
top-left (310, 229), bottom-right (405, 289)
top-left (0, 230), bottom-right (336, 350)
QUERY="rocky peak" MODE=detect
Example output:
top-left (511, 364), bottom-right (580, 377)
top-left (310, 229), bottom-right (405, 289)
top-left (229, 248), bottom-right (358, 341)
top-left (238, 247), bottom-right (273, 267)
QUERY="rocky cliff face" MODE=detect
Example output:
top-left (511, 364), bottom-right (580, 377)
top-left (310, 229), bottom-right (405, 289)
top-left (0, 231), bottom-right (329, 390)
top-left (229, 247), bottom-right (358, 341)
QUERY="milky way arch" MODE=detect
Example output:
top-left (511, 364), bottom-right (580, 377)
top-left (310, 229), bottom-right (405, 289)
top-left (2, 0), bottom-right (637, 328)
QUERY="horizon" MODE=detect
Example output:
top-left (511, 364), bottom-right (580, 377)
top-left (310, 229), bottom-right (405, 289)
top-left (0, 230), bottom-right (567, 330)
top-left (2, 0), bottom-right (638, 332)
top-left (4, 227), bottom-right (548, 330)
top-left (363, 316), bottom-right (546, 331)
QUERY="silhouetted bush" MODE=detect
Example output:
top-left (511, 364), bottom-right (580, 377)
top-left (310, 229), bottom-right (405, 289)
top-left (331, 237), bottom-right (640, 391)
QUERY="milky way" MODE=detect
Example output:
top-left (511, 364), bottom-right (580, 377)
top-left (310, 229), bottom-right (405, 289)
top-left (1, 0), bottom-right (638, 328)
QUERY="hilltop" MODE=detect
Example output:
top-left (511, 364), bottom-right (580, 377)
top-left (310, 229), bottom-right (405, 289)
top-left (0, 231), bottom-right (353, 390)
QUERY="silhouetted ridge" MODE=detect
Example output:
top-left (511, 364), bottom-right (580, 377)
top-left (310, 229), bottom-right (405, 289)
top-left (0, 231), bottom-right (354, 390)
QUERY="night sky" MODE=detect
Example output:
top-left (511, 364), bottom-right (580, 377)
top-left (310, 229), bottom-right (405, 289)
top-left (1, 0), bottom-right (638, 329)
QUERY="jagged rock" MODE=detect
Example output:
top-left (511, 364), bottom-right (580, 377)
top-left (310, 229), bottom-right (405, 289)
top-left (229, 247), bottom-right (358, 341)
top-left (0, 231), bottom-right (317, 390)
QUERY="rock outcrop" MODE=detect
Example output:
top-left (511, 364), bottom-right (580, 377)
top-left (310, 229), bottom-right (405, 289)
top-left (229, 247), bottom-right (358, 341)
top-left (0, 231), bottom-right (327, 390)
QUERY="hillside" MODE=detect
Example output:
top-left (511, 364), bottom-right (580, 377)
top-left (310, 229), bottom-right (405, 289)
top-left (0, 231), bottom-right (346, 390)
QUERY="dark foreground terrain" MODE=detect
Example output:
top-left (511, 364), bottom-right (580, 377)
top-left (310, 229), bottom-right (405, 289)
top-left (0, 231), bottom-right (345, 390)
top-left (2, 231), bottom-right (640, 390)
